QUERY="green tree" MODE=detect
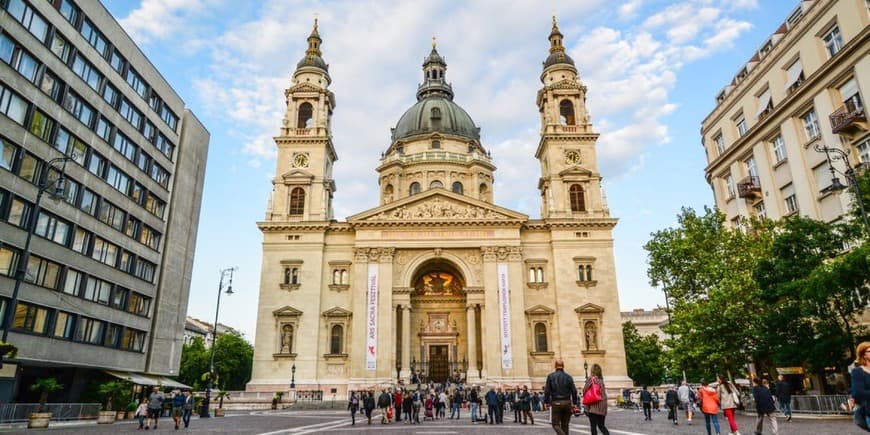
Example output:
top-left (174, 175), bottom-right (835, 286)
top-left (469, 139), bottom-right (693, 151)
top-left (622, 322), bottom-right (666, 386)
top-left (644, 207), bottom-right (776, 380)
top-left (178, 337), bottom-right (209, 390)
top-left (212, 331), bottom-right (254, 390)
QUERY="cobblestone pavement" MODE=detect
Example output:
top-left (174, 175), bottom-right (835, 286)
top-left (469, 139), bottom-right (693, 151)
top-left (0, 407), bottom-right (858, 434)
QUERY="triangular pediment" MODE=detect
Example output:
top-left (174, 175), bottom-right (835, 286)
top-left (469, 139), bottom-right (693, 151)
top-left (348, 189), bottom-right (528, 223)
top-left (549, 79), bottom-right (581, 90)
top-left (288, 82), bottom-right (324, 93)
top-left (322, 306), bottom-right (353, 318)
top-left (558, 166), bottom-right (594, 177)
top-left (273, 306), bottom-right (303, 317)
top-left (525, 305), bottom-right (555, 315)
top-left (281, 169), bottom-right (315, 181)
top-left (575, 303), bottom-right (604, 314)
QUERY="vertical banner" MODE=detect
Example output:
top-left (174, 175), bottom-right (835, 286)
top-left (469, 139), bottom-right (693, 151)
top-left (497, 263), bottom-right (513, 369)
top-left (366, 264), bottom-right (379, 371)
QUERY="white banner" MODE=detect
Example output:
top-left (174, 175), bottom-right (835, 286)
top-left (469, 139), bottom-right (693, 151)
top-left (497, 263), bottom-right (512, 369)
top-left (366, 264), bottom-right (379, 371)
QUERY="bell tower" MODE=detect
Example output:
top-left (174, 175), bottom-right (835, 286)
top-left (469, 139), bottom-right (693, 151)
top-left (269, 19), bottom-right (337, 222)
top-left (535, 16), bottom-right (607, 219)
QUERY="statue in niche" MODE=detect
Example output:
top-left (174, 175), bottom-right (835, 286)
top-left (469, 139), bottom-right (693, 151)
top-left (281, 324), bottom-right (293, 353)
top-left (585, 322), bottom-right (597, 351)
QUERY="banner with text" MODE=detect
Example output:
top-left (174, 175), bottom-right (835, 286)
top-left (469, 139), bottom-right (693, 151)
top-left (497, 263), bottom-right (513, 369)
top-left (366, 264), bottom-right (379, 371)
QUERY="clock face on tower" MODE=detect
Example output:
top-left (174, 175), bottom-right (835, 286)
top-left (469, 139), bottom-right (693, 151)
top-left (565, 150), bottom-right (581, 165)
top-left (292, 153), bottom-right (309, 168)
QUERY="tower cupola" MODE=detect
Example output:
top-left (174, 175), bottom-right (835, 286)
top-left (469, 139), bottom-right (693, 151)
top-left (543, 15), bottom-right (576, 70)
top-left (416, 37), bottom-right (454, 100)
top-left (297, 18), bottom-right (329, 72)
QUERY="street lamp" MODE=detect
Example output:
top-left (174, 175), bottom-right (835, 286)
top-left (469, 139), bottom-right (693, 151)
top-left (584, 361), bottom-right (589, 378)
top-left (200, 267), bottom-right (237, 418)
top-left (290, 363), bottom-right (296, 389)
top-left (2, 157), bottom-right (71, 344)
top-left (814, 143), bottom-right (870, 234)
top-left (395, 359), bottom-right (401, 384)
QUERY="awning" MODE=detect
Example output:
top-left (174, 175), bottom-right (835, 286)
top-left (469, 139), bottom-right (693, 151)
top-left (104, 370), bottom-right (192, 389)
top-left (755, 88), bottom-right (772, 116)
top-left (784, 59), bottom-right (803, 90)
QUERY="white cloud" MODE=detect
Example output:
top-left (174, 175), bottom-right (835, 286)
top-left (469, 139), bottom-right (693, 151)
top-left (619, 0), bottom-right (645, 20)
top-left (118, 0), bottom-right (207, 43)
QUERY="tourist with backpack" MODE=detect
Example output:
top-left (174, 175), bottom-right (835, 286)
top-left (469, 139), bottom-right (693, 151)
top-left (348, 392), bottom-right (359, 425)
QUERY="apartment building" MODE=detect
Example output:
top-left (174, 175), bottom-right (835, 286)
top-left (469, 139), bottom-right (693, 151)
top-left (0, 0), bottom-right (208, 402)
top-left (701, 0), bottom-right (869, 226)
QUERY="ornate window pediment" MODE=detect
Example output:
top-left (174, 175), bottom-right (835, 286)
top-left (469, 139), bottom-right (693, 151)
top-left (273, 306), bottom-right (303, 317)
top-left (322, 307), bottom-right (352, 318)
top-left (273, 306), bottom-right (302, 358)
top-left (574, 303), bottom-right (604, 314)
top-left (525, 305), bottom-right (555, 315)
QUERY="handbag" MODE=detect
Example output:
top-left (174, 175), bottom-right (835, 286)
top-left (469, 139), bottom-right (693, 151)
top-left (582, 379), bottom-right (602, 406)
top-left (732, 390), bottom-right (741, 405)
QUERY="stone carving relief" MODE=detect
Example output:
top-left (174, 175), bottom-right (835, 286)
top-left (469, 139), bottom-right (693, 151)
top-left (585, 321), bottom-right (598, 351)
top-left (481, 246), bottom-right (523, 262)
top-left (371, 198), bottom-right (510, 221)
top-left (352, 247), bottom-right (395, 263)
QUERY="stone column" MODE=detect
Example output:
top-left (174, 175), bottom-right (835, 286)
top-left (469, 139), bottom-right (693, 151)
top-left (466, 304), bottom-right (478, 383)
top-left (401, 305), bottom-right (411, 381)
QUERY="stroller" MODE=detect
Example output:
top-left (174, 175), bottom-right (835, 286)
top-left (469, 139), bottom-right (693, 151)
top-left (423, 397), bottom-right (435, 421)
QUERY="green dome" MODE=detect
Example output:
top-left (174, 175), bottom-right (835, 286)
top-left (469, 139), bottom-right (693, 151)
top-left (393, 97), bottom-right (479, 141)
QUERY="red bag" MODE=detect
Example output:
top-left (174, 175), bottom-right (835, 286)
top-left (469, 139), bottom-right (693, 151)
top-left (582, 379), bottom-right (602, 405)
top-left (387, 406), bottom-right (393, 419)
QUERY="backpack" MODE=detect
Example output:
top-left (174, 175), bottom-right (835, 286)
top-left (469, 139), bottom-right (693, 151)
top-left (351, 396), bottom-right (359, 406)
top-left (689, 388), bottom-right (697, 402)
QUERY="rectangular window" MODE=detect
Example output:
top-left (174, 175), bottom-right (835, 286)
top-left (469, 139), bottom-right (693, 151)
top-left (0, 85), bottom-right (29, 125)
top-left (39, 69), bottom-right (62, 101)
top-left (62, 91), bottom-right (95, 128)
top-left (107, 165), bottom-right (131, 195)
top-left (160, 105), bottom-right (178, 131)
top-left (34, 211), bottom-right (70, 245)
top-left (119, 98), bottom-right (143, 130)
top-left (0, 33), bottom-right (14, 64)
top-left (150, 163), bottom-right (169, 189)
top-left (143, 121), bottom-right (156, 143)
top-left (102, 83), bottom-right (119, 107)
top-left (5, 0), bottom-right (49, 42)
top-left (112, 133), bottom-right (137, 161)
top-left (84, 276), bottom-right (112, 305)
top-left (140, 225), bottom-right (160, 250)
top-left (823, 25), bottom-right (844, 57)
top-left (122, 328), bottom-right (146, 351)
top-left (87, 151), bottom-right (106, 177)
top-left (104, 324), bottom-right (121, 347)
top-left (25, 255), bottom-right (61, 289)
top-left (49, 33), bottom-right (71, 63)
top-left (60, 177), bottom-right (79, 206)
top-left (7, 198), bottom-right (29, 227)
top-left (714, 134), bottom-right (725, 155)
top-left (155, 133), bottom-right (174, 160)
top-left (745, 156), bottom-right (758, 178)
top-left (0, 245), bottom-right (18, 277)
top-left (725, 174), bottom-right (736, 198)
top-left (783, 184), bottom-right (799, 214)
top-left (97, 199), bottom-right (125, 231)
top-left (29, 109), bottom-right (54, 143)
top-left (47, 0), bottom-right (80, 26)
top-left (78, 188), bottom-right (97, 216)
top-left (736, 115), bottom-right (748, 137)
top-left (125, 68), bottom-right (148, 98)
top-left (802, 110), bottom-right (820, 141)
top-left (71, 53), bottom-right (101, 91)
top-left (145, 193), bottom-right (165, 219)
top-left (12, 302), bottom-right (48, 334)
top-left (13, 48), bottom-right (39, 82)
top-left (111, 287), bottom-right (128, 310)
top-left (53, 311), bottom-right (75, 339)
top-left (76, 317), bottom-right (104, 344)
top-left (54, 128), bottom-right (87, 165)
top-left (71, 228), bottom-right (90, 254)
top-left (134, 259), bottom-right (156, 282)
top-left (754, 201), bottom-right (766, 219)
top-left (135, 151), bottom-right (150, 172)
top-left (18, 153), bottom-right (40, 184)
top-left (125, 216), bottom-right (141, 238)
top-left (95, 116), bottom-right (112, 142)
top-left (130, 183), bottom-right (145, 205)
top-left (858, 138), bottom-right (870, 164)
top-left (109, 49), bottom-right (125, 74)
top-left (63, 269), bottom-right (82, 295)
top-left (91, 237), bottom-right (118, 267)
top-left (79, 19), bottom-right (107, 56)
top-left (0, 138), bottom-right (15, 170)
top-left (119, 251), bottom-right (132, 273)
top-left (127, 292), bottom-right (151, 317)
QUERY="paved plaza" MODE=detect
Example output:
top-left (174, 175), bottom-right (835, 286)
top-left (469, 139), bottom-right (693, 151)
top-left (0, 407), bottom-right (857, 434)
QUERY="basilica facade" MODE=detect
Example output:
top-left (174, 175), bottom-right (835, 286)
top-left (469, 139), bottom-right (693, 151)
top-left (246, 19), bottom-right (631, 397)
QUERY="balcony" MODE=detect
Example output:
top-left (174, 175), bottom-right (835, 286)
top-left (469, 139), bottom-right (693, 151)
top-left (830, 95), bottom-right (867, 134)
top-left (737, 176), bottom-right (762, 199)
top-left (295, 128), bottom-right (311, 135)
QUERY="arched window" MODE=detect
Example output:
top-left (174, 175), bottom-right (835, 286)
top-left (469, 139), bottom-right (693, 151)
top-left (534, 323), bottom-right (548, 352)
top-left (333, 270), bottom-right (340, 284)
top-left (409, 182), bottom-right (421, 195)
top-left (431, 107), bottom-right (441, 119)
top-left (330, 324), bottom-right (343, 354)
top-left (452, 182), bottom-right (463, 194)
top-left (528, 268), bottom-right (536, 282)
top-left (559, 100), bottom-right (575, 125)
top-left (569, 184), bottom-right (585, 212)
top-left (430, 180), bottom-right (443, 189)
top-left (289, 187), bottom-right (305, 215)
top-left (297, 102), bottom-right (313, 128)
top-left (383, 184), bottom-right (394, 203)
top-left (340, 269), bottom-right (348, 285)
top-left (291, 268), bottom-right (299, 284)
top-left (536, 267), bottom-right (544, 283)
top-left (586, 265), bottom-right (593, 281)
top-left (578, 265), bottom-right (585, 281)
top-left (431, 140), bottom-right (441, 149)
top-left (281, 324), bottom-right (293, 353)
top-left (479, 183), bottom-right (488, 201)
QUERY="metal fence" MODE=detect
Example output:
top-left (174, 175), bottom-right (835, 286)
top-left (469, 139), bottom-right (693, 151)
top-left (296, 390), bottom-right (323, 401)
top-left (740, 394), bottom-right (850, 415)
top-left (0, 403), bottom-right (101, 423)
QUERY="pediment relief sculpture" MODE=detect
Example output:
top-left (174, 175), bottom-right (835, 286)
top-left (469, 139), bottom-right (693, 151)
top-left (370, 198), bottom-right (511, 221)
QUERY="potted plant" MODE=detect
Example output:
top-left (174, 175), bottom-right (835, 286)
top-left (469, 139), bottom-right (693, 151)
top-left (0, 340), bottom-right (17, 359)
top-left (96, 381), bottom-right (130, 424)
top-left (214, 390), bottom-right (230, 417)
top-left (27, 377), bottom-right (63, 429)
top-left (193, 396), bottom-right (204, 415)
top-left (271, 391), bottom-right (284, 410)
top-left (125, 400), bottom-right (138, 419)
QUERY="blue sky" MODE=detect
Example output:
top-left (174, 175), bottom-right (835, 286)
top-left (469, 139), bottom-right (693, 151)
top-left (104, 0), bottom-right (794, 339)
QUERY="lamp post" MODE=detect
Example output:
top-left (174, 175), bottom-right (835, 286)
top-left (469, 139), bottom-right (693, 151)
top-left (290, 363), bottom-right (296, 389)
top-left (584, 361), bottom-right (589, 379)
top-left (814, 143), bottom-right (870, 234)
top-left (200, 267), bottom-right (237, 418)
top-left (2, 157), bottom-right (71, 343)
top-left (395, 360), bottom-right (401, 384)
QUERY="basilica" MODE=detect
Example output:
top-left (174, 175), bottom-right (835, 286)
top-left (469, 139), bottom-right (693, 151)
top-left (246, 18), bottom-right (631, 397)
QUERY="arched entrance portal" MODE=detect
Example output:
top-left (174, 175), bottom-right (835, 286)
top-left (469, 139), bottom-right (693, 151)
top-left (410, 260), bottom-right (467, 384)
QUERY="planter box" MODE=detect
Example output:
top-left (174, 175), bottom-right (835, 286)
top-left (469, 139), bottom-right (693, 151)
top-left (28, 412), bottom-right (52, 429)
top-left (97, 410), bottom-right (116, 424)
top-left (214, 408), bottom-right (226, 417)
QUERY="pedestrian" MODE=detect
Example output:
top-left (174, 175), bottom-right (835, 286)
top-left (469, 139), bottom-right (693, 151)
top-left (512, 386), bottom-right (522, 423)
top-left (630, 389), bottom-right (640, 412)
top-left (665, 385), bottom-right (679, 425)
top-left (583, 363), bottom-right (610, 435)
top-left (412, 389), bottom-right (422, 423)
top-left (752, 377), bottom-right (778, 434)
top-left (678, 380), bottom-right (694, 425)
top-left (348, 392), bottom-right (359, 425)
top-left (651, 388), bottom-right (660, 412)
top-left (377, 389), bottom-right (391, 424)
top-left (485, 387), bottom-right (498, 425)
top-left (135, 398), bottom-right (148, 430)
top-left (469, 386), bottom-right (480, 423)
top-left (181, 389), bottom-right (194, 429)
top-left (171, 389), bottom-right (184, 430)
top-left (496, 387), bottom-right (506, 424)
top-left (699, 381), bottom-right (721, 435)
top-left (543, 358), bottom-right (578, 435)
top-left (438, 389), bottom-right (448, 419)
top-left (451, 388), bottom-right (462, 419)
top-left (145, 386), bottom-right (164, 430)
top-left (640, 386), bottom-right (652, 421)
top-left (850, 341), bottom-right (870, 430)
top-left (521, 385), bottom-right (534, 425)
top-left (716, 375), bottom-right (741, 435)
top-left (363, 391), bottom-right (375, 425)
top-left (394, 388), bottom-right (403, 422)
top-left (774, 374), bottom-right (792, 421)
top-left (403, 391), bottom-right (413, 423)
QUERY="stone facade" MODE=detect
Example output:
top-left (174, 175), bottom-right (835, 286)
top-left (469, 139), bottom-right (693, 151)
top-left (247, 19), bottom-right (631, 397)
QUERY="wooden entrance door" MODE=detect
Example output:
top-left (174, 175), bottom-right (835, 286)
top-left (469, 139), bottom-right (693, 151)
top-left (429, 345), bottom-right (449, 383)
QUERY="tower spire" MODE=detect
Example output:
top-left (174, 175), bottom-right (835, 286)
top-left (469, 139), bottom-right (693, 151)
top-left (296, 17), bottom-right (329, 72)
top-left (543, 15), bottom-right (575, 69)
top-left (417, 39), bottom-right (453, 100)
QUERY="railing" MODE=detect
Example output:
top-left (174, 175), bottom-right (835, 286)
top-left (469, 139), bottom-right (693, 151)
top-left (741, 394), bottom-right (850, 415)
top-left (296, 390), bottom-right (323, 401)
top-left (380, 151), bottom-right (491, 165)
top-left (737, 176), bottom-right (762, 199)
top-left (830, 95), bottom-right (866, 134)
top-left (0, 403), bottom-right (101, 423)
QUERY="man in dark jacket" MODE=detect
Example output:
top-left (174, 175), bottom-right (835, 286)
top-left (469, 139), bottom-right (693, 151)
top-left (451, 388), bottom-right (462, 419)
top-left (639, 386), bottom-right (653, 421)
top-left (485, 387), bottom-right (498, 424)
top-left (543, 358), bottom-right (578, 435)
top-left (753, 377), bottom-right (779, 434)
top-left (363, 391), bottom-right (376, 425)
top-left (377, 390), bottom-right (392, 424)
top-left (664, 386), bottom-right (679, 425)
top-left (774, 374), bottom-right (792, 421)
